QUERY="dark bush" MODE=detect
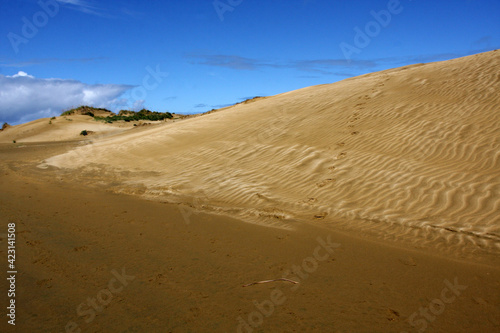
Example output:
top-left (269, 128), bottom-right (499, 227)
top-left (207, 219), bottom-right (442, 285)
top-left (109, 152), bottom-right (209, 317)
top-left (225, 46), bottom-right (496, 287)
top-left (94, 109), bottom-right (173, 123)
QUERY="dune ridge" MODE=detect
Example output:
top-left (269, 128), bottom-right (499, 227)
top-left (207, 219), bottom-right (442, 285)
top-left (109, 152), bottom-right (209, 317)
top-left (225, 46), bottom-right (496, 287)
top-left (0, 115), bottom-right (136, 143)
top-left (43, 51), bottom-right (500, 260)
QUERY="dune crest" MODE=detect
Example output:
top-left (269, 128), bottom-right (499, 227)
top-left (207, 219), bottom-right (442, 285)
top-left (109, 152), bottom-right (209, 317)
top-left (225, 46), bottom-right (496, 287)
top-left (44, 51), bottom-right (500, 259)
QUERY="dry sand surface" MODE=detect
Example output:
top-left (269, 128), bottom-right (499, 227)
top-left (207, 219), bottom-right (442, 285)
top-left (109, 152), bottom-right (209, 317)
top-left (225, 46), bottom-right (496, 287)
top-left (0, 115), bottom-right (142, 143)
top-left (0, 51), bottom-right (499, 332)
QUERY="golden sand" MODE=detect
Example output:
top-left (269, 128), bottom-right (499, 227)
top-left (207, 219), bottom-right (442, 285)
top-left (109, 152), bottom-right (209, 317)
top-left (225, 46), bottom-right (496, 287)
top-left (1, 51), bottom-right (498, 332)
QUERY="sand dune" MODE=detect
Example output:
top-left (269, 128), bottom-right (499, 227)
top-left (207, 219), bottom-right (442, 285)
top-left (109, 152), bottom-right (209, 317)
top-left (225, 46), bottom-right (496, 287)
top-left (43, 51), bottom-right (500, 260)
top-left (2, 50), bottom-right (500, 333)
top-left (0, 115), bottom-right (141, 143)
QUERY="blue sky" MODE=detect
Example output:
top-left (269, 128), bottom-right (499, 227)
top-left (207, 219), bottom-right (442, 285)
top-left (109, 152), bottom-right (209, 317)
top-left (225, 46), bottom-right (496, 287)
top-left (1, 0), bottom-right (499, 124)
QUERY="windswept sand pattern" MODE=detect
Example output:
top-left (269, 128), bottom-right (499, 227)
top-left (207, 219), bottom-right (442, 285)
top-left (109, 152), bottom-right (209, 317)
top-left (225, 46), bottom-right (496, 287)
top-left (44, 51), bottom-right (500, 258)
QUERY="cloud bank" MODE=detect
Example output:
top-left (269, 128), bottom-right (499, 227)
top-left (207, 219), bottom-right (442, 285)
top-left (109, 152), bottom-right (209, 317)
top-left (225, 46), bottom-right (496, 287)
top-left (186, 49), bottom-right (497, 77)
top-left (0, 72), bottom-right (132, 125)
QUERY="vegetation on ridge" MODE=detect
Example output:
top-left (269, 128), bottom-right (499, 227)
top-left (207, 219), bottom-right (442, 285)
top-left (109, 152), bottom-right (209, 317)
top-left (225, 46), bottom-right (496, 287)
top-left (61, 106), bottom-right (173, 123)
top-left (61, 106), bottom-right (111, 117)
top-left (94, 109), bottom-right (173, 123)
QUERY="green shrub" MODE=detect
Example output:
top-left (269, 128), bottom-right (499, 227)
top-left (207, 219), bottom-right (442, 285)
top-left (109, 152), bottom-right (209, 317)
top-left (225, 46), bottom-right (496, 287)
top-left (94, 109), bottom-right (173, 123)
top-left (80, 130), bottom-right (88, 136)
top-left (61, 106), bottom-right (110, 116)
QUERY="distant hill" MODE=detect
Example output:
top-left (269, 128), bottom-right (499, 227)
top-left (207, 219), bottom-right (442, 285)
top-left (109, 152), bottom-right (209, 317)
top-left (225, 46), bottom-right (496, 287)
top-left (61, 106), bottom-right (173, 123)
top-left (95, 108), bottom-right (173, 123)
top-left (0, 105), bottom-right (208, 143)
top-left (61, 106), bottom-right (115, 117)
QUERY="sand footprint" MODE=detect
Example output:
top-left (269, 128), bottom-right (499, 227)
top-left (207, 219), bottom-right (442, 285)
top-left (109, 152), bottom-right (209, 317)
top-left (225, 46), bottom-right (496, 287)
top-left (337, 152), bottom-right (347, 159)
top-left (73, 246), bottom-right (88, 252)
top-left (314, 212), bottom-right (328, 219)
top-left (316, 178), bottom-right (336, 188)
top-left (303, 197), bottom-right (317, 204)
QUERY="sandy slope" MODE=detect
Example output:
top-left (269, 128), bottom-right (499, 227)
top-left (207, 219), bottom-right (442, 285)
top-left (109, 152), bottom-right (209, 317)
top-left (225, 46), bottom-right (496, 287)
top-left (43, 51), bottom-right (500, 260)
top-left (1, 146), bottom-right (499, 332)
top-left (1, 50), bottom-right (499, 333)
top-left (0, 115), bottom-right (142, 143)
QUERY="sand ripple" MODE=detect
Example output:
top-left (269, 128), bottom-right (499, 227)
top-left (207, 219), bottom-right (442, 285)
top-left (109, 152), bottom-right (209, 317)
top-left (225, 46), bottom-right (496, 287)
top-left (44, 51), bottom-right (500, 260)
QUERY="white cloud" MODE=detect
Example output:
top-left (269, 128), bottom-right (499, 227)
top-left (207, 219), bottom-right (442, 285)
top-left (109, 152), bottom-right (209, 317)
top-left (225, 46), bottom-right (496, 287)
top-left (56, 0), bottom-right (103, 16)
top-left (12, 71), bottom-right (34, 78)
top-left (54, 0), bottom-right (141, 18)
top-left (0, 72), bottom-right (133, 125)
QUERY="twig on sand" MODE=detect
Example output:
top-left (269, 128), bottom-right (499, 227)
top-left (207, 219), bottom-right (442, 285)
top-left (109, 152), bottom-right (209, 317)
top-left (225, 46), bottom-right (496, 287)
top-left (242, 278), bottom-right (299, 287)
